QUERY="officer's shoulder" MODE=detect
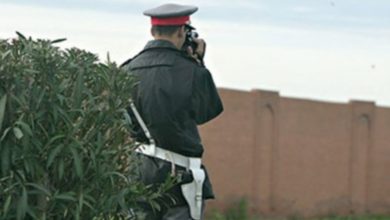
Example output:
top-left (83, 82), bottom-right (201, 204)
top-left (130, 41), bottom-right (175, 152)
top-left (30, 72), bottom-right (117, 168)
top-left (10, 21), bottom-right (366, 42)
top-left (175, 51), bottom-right (204, 67)
top-left (120, 58), bottom-right (133, 68)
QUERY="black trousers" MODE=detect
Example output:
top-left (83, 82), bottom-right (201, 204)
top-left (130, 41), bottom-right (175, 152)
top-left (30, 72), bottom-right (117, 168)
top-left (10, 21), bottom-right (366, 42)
top-left (138, 201), bottom-right (205, 220)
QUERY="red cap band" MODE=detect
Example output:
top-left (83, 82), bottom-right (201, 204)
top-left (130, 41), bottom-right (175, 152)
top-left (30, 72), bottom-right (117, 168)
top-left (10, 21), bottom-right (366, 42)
top-left (151, 16), bottom-right (189, 26)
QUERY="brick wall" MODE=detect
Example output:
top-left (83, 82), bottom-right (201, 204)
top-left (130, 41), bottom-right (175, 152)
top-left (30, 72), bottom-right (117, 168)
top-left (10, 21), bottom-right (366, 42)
top-left (200, 88), bottom-right (390, 217)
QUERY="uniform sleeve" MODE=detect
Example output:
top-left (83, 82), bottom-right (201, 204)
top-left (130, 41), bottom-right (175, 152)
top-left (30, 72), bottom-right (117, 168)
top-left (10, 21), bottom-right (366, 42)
top-left (190, 67), bottom-right (223, 125)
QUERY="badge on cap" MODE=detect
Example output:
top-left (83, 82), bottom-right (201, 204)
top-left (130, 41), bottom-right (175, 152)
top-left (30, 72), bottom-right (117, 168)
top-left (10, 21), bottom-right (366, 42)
top-left (143, 3), bottom-right (198, 26)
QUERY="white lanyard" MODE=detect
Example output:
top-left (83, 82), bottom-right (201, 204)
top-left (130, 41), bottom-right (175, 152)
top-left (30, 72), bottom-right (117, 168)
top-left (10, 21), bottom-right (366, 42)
top-left (128, 99), bottom-right (156, 146)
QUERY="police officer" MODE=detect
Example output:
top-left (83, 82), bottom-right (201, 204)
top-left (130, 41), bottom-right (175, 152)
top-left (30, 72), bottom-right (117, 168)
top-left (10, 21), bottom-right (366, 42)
top-left (121, 3), bottom-right (223, 220)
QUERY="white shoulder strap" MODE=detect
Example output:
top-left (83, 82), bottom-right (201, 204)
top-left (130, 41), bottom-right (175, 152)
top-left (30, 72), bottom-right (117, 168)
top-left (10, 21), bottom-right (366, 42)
top-left (128, 99), bottom-right (156, 146)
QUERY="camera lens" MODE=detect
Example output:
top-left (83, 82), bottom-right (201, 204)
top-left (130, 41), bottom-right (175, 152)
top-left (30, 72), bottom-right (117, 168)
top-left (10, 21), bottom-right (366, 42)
top-left (191, 32), bottom-right (199, 38)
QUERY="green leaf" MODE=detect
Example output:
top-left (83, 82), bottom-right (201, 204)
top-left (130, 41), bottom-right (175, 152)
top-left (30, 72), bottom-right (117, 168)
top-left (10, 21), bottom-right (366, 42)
top-left (0, 94), bottom-right (7, 132)
top-left (47, 143), bottom-right (64, 168)
top-left (149, 200), bottom-right (161, 212)
top-left (2, 195), bottom-right (12, 216)
top-left (70, 147), bottom-right (83, 178)
top-left (24, 69), bottom-right (39, 74)
top-left (23, 157), bottom-right (31, 176)
top-left (58, 159), bottom-right (64, 180)
top-left (46, 134), bottom-right (66, 147)
top-left (26, 207), bottom-right (39, 220)
top-left (4, 182), bottom-right (19, 194)
top-left (1, 50), bottom-right (12, 60)
top-left (15, 121), bottom-right (33, 137)
top-left (75, 207), bottom-right (80, 220)
top-left (1, 145), bottom-right (10, 175)
top-left (81, 194), bottom-right (95, 210)
top-left (82, 200), bottom-right (94, 211)
top-left (78, 192), bottom-right (84, 212)
top-left (50, 38), bottom-right (67, 44)
top-left (103, 171), bottom-right (128, 182)
top-left (73, 71), bottom-right (84, 108)
top-left (54, 193), bottom-right (76, 202)
top-left (26, 183), bottom-right (51, 196)
top-left (35, 90), bottom-right (46, 110)
top-left (17, 187), bottom-right (28, 220)
top-left (16, 31), bottom-right (26, 39)
top-left (0, 127), bottom-right (11, 141)
top-left (13, 127), bottom-right (24, 139)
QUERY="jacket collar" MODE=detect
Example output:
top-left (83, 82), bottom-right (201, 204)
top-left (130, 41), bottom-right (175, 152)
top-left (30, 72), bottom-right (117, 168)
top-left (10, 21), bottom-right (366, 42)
top-left (144, 39), bottom-right (179, 51)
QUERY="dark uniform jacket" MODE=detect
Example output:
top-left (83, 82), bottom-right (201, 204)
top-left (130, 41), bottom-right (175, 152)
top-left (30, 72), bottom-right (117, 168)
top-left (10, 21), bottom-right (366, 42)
top-left (122, 39), bottom-right (223, 205)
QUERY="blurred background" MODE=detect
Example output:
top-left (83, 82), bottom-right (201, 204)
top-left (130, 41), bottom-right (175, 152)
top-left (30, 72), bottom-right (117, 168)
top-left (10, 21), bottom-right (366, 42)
top-left (1, 0), bottom-right (389, 106)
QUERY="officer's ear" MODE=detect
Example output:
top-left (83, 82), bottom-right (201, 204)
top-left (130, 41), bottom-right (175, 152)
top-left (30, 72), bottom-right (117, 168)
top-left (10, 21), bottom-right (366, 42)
top-left (177, 25), bottom-right (185, 38)
top-left (150, 26), bottom-right (155, 37)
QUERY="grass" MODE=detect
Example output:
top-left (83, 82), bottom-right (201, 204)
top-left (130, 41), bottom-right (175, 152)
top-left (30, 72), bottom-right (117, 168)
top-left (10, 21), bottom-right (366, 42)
top-left (207, 212), bottom-right (390, 220)
top-left (310, 216), bottom-right (390, 220)
top-left (206, 199), bottom-right (390, 220)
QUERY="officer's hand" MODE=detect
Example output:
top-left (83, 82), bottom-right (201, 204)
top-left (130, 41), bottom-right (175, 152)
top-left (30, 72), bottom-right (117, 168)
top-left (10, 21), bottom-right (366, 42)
top-left (186, 38), bottom-right (206, 64)
top-left (194, 38), bottom-right (206, 58)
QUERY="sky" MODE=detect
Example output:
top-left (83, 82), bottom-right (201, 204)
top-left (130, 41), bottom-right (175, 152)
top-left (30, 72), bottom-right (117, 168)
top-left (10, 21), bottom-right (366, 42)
top-left (1, 0), bottom-right (389, 107)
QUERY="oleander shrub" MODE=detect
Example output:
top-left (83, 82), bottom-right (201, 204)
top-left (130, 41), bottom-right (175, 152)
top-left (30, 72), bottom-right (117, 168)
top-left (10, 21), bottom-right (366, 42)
top-left (0, 33), bottom-right (158, 219)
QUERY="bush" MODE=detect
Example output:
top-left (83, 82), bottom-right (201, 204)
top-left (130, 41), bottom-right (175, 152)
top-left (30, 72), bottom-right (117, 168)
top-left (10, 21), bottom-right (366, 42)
top-left (0, 33), bottom-right (154, 219)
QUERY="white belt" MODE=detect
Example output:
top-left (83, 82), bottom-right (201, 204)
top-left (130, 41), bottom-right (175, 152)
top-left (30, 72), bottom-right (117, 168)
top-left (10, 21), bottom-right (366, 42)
top-left (135, 143), bottom-right (205, 220)
top-left (135, 143), bottom-right (202, 170)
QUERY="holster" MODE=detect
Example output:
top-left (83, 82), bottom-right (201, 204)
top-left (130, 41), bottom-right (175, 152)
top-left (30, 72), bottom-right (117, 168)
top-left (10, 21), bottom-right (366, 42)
top-left (180, 159), bottom-right (205, 220)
